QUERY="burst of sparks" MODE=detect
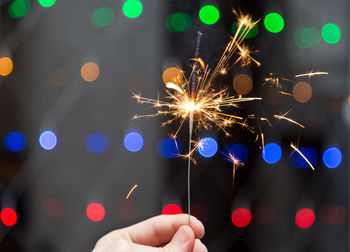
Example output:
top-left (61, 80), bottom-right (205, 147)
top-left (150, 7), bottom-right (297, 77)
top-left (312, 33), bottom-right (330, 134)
top-left (274, 110), bottom-right (305, 128)
top-left (133, 15), bottom-right (262, 140)
top-left (126, 184), bottom-right (138, 199)
top-left (290, 144), bottom-right (315, 170)
top-left (295, 71), bottom-right (328, 78)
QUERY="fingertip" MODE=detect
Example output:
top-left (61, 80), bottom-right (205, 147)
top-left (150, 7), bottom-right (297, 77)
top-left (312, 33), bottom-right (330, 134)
top-left (193, 239), bottom-right (208, 252)
top-left (172, 225), bottom-right (195, 248)
top-left (189, 215), bottom-right (205, 239)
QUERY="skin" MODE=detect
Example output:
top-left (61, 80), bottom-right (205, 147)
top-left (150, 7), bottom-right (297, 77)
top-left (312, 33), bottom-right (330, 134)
top-left (92, 214), bottom-right (207, 252)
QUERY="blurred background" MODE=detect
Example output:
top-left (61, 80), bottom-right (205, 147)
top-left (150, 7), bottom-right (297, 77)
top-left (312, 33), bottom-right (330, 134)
top-left (0, 0), bottom-right (348, 251)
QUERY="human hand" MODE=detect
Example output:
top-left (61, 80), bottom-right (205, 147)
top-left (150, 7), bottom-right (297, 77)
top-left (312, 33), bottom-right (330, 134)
top-left (92, 214), bottom-right (207, 252)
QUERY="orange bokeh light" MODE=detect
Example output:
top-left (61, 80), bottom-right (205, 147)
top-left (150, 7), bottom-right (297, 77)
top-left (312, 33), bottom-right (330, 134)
top-left (81, 62), bottom-right (100, 82)
top-left (162, 67), bottom-right (183, 84)
top-left (233, 74), bottom-right (253, 95)
top-left (293, 81), bottom-right (312, 103)
top-left (0, 57), bottom-right (13, 76)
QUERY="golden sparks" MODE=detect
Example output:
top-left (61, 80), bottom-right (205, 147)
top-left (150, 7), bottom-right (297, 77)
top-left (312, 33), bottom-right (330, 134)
top-left (126, 184), bottom-right (138, 199)
top-left (295, 71), bottom-right (328, 78)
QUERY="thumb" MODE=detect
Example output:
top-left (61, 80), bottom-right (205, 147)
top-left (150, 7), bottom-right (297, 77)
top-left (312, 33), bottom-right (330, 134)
top-left (162, 225), bottom-right (195, 252)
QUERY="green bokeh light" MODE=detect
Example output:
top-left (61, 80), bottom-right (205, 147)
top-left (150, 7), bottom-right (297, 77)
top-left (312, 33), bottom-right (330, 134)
top-left (166, 12), bottom-right (191, 32)
top-left (264, 12), bottom-right (284, 33)
top-left (322, 23), bottom-right (341, 44)
top-left (122, 0), bottom-right (143, 19)
top-left (199, 5), bottom-right (220, 25)
top-left (232, 20), bottom-right (259, 39)
top-left (91, 7), bottom-right (114, 27)
top-left (38, 0), bottom-right (56, 8)
top-left (294, 27), bottom-right (321, 48)
top-left (8, 0), bottom-right (30, 19)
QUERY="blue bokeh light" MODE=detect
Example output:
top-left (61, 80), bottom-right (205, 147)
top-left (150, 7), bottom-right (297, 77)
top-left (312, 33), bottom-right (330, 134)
top-left (222, 143), bottom-right (249, 163)
top-left (323, 147), bottom-right (342, 169)
top-left (4, 132), bottom-right (26, 151)
top-left (290, 147), bottom-right (317, 168)
top-left (85, 133), bottom-right (109, 153)
top-left (198, 137), bottom-right (218, 158)
top-left (157, 138), bottom-right (182, 158)
top-left (262, 143), bottom-right (282, 164)
top-left (39, 130), bottom-right (57, 150)
top-left (123, 131), bottom-right (144, 152)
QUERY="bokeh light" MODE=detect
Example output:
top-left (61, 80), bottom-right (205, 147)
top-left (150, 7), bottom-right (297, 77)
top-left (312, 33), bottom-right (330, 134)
top-left (117, 200), bottom-right (139, 220)
top-left (293, 81), bottom-right (312, 103)
top-left (42, 198), bottom-right (64, 218)
top-left (320, 205), bottom-right (346, 226)
top-left (295, 208), bottom-right (315, 229)
top-left (322, 147), bottom-right (342, 168)
top-left (254, 205), bottom-right (275, 225)
top-left (86, 203), bottom-right (105, 222)
top-left (0, 57), bottom-right (14, 76)
top-left (8, 0), bottom-right (30, 19)
top-left (233, 74), bottom-right (253, 95)
top-left (81, 62), bottom-right (100, 82)
top-left (84, 133), bottom-right (108, 153)
top-left (262, 143), bottom-right (282, 164)
top-left (90, 7), bottom-right (114, 27)
top-left (294, 27), bottom-right (321, 48)
top-left (290, 147), bottom-right (317, 168)
top-left (123, 131), bottom-right (144, 152)
top-left (232, 20), bottom-right (259, 39)
top-left (0, 208), bottom-right (17, 227)
top-left (49, 67), bottom-right (68, 87)
top-left (39, 130), bottom-right (57, 150)
top-left (322, 23), bottom-right (341, 44)
top-left (199, 5), bottom-right (220, 25)
top-left (231, 208), bottom-right (252, 228)
top-left (38, 0), bottom-right (56, 8)
top-left (264, 12), bottom-right (284, 33)
top-left (157, 138), bottom-right (182, 158)
top-left (162, 204), bottom-right (182, 215)
top-left (166, 12), bottom-right (191, 32)
top-left (162, 67), bottom-right (183, 84)
top-left (122, 0), bottom-right (143, 19)
top-left (222, 143), bottom-right (249, 163)
top-left (4, 132), bottom-right (26, 152)
top-left (198, 137), bottom-right (218, 158)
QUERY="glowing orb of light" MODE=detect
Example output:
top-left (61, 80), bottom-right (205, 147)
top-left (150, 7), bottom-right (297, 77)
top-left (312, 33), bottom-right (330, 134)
top-left (162, 67), bottom-right (183, 84)
top-left (231, 208), bottom-right (252, 228)
top-left (295, 208), bottom-right (315, 229)
top-left (85, 133), bottom-right (108, 153)
top-left (264, 12), bottom-right (284, 33)
top-left (0, 208), bottom-right (17, 227)
top-left (39, 130), bottom-right (57, 150)
top-left (123, 131), bottom-right (144, 152)
top-left (8, 0), bottom-right (30, 19)
top-left (233, 74), bottom-right (253, 95)
top-left (162, 204), bottom-right (182, 215)
top-left (322, 23), bottom-right (341, 44)
top-left (293, 81), bottom-right (312, 103)
top-left (0, 57), bottom-right (14, 76)
top-left (81, 62), bottom-right (100, 82)
top-left (157, 138), bottom-right (182, 159)
top-left (86, 203), bottom-right (105, 222)
top-left (4, 132), bottom-right (26, 152)
top-left (199, 5), bottom-right (220, 25)
top-left (262, 143), bottom-right (282, 164)
top-left (198, 137), bottom-right (218, 158)
top-left (166, 12), bottom-right (192, 32)
top-left (38, 0), bottom-right (56, 8)
top-left (222, 143), bottom-right (249, 163)
top-left (90, 7), bottom-right (114, 27)
top-left (290, 147), bottom-right (317, 168)
top-left (323, 147), bottom-right (342, 169)
top-left (122, 0), bottom-right (143, 19)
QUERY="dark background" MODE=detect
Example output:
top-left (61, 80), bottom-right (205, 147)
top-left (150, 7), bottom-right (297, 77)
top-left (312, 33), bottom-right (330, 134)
top-left (0, 0), bottom-right (348, 251)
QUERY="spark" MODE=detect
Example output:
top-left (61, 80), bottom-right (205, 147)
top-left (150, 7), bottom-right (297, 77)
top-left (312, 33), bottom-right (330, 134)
top-left (290, 144), bottom-right (315, 170)
top-left (274, 111), bottom-right (305, 128)
top-left (126, 184), bottom-right (138, 199)
top-left (225, 152), bottom-right (242, 185)
top-left (295, 71), bottom-right (328, 78)
top-left (278, 91), bottom-right (293, 96)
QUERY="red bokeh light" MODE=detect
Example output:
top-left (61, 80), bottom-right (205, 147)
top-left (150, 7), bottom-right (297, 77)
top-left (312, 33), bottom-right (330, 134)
top-left (162, 204), bottom-right (182, 215)
top-left (231, 208), bottom-right (252, 228)
top-left (254, 205), bottom-right (275, 225)
top-left (86, 203), bottom-right (105, 222)
top-left (42, 198), bottom-right (64, 218)
top-left (320, 205), bottom-right (346, 226)
top-left (295, 208), bottom-right (315, 229)
top-left (1, 208), bottom-right (17, 227)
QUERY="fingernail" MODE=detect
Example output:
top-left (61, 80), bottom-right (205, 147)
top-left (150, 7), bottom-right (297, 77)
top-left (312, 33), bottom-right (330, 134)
top-left (173, 226), bottom-right (189, 245)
